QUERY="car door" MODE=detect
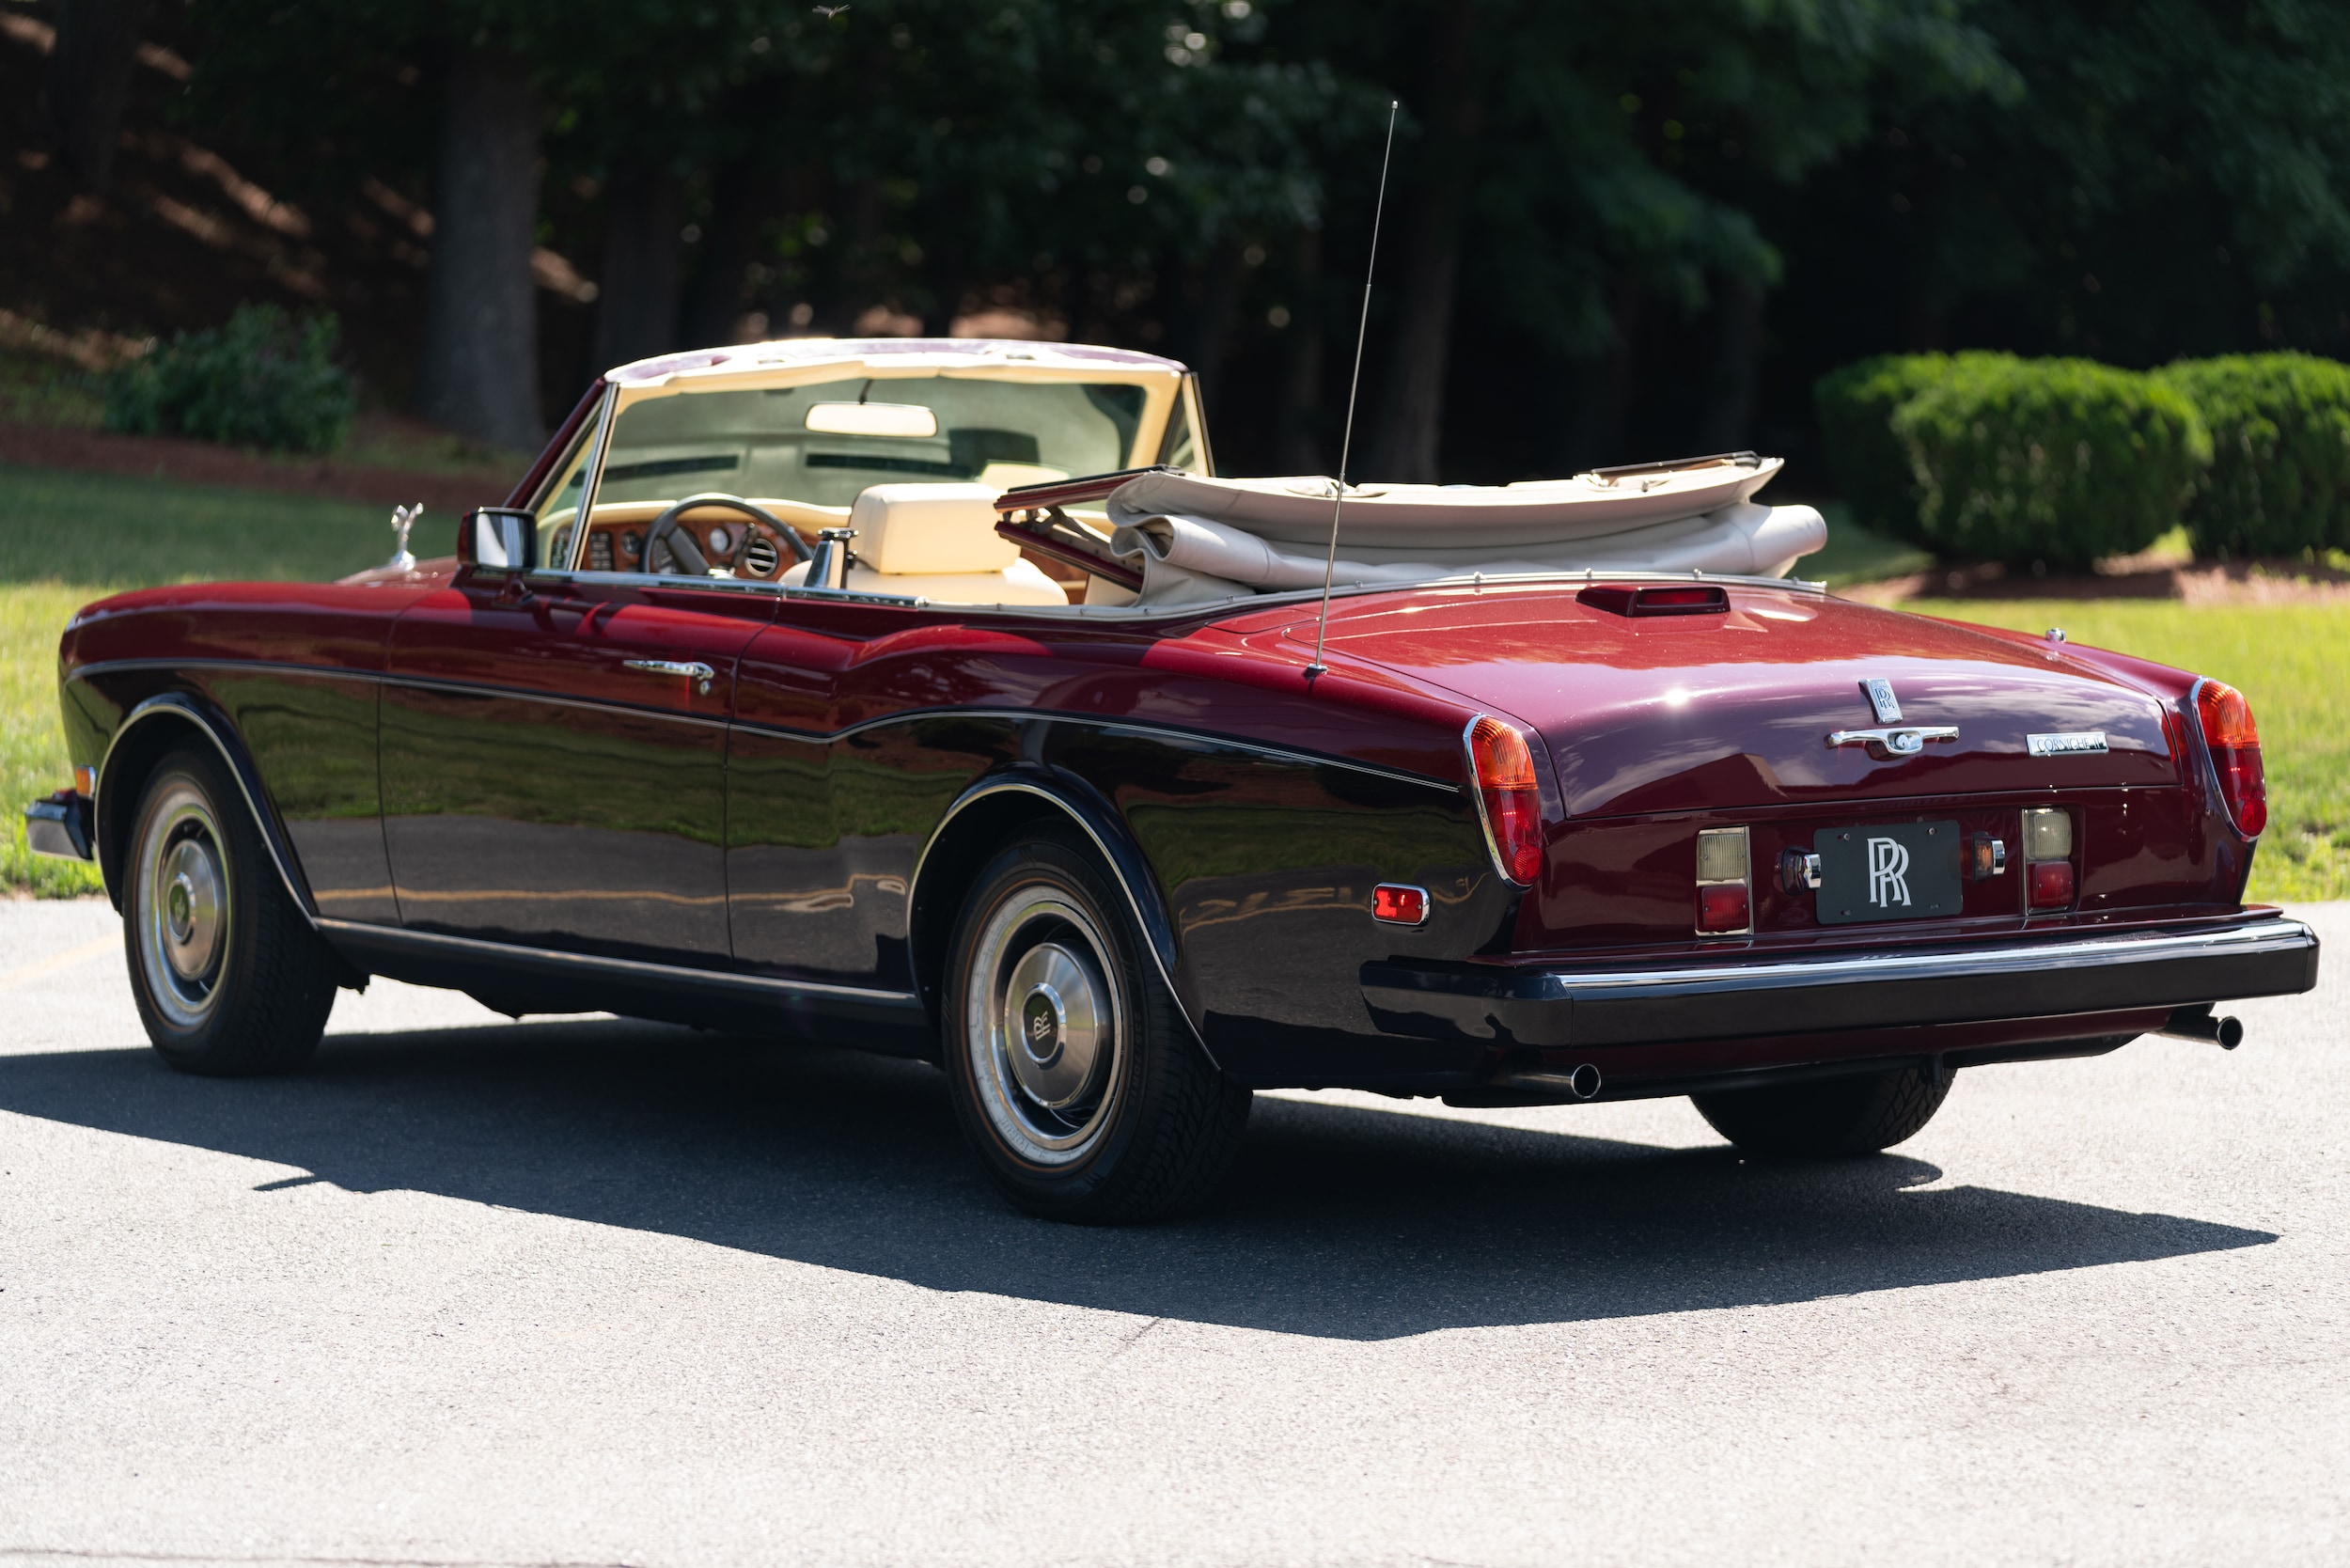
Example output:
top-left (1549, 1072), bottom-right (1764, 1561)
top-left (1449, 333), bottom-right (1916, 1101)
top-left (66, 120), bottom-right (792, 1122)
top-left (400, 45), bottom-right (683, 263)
top-left (382, 566), bottom-right (776, 967)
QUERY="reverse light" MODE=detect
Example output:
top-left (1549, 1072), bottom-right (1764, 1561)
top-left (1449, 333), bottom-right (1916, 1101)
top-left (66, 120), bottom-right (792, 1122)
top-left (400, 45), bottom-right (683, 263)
top-left (2193, 679), bottom-right (2267, 838)
top-left (1371, 884), bottom-right (1429, 926)
top-left (1695, 825), bottom-right (1752, 935)
top-left (1465, 715), bottom-right (1543, 886)
top-left (2021, 808), bottom-right (2073, 862)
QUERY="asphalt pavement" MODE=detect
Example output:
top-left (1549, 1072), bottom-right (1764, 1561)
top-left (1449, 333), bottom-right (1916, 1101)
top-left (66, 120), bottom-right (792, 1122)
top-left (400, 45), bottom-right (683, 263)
top-left (0, 895), bottom-right (2342, 1568)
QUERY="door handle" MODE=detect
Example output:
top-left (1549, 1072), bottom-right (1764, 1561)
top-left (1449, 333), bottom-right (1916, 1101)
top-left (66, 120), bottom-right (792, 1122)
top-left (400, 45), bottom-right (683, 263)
top-left (623, 658), bottom-right (715, 696)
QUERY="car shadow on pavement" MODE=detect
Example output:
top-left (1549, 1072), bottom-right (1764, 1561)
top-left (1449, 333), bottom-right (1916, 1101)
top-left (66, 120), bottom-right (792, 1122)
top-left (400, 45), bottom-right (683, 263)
top-left (0, 1018), bottom-right (2274, 1341)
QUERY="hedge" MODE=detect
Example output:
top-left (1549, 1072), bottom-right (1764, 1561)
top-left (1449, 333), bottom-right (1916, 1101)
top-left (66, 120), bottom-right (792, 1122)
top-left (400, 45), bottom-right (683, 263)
top-left (104, 304), bottom-right (356, 455)
top-left (1888, 357), bottom-right (2211, 568)
top-left (1813, 352), bottom-right (2018, 546)
top-left (2157, 353), bottom-right (2350, 557)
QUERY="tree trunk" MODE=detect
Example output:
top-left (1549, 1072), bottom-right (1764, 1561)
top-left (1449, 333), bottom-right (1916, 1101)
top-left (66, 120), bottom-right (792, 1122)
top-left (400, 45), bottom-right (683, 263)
top-left (49, 0), bottom-right (149, 192)
top-left (1365, 0), bottom-right (1483, 483)
top-left (1696, 275), bottom-right (1763, 452)
top-left (1276, 225), bottom-right (1325, 474)
top-left (1180, 239), bottom-right (1246, 411)
top-left (1559, 279), bottom-right (1642, 471)
top-left (682, 161), bottom-right (783, 349)
top-left (590, 163), bottom-right (684, 373)
top-left (415, 48), bottom-right (544, 450)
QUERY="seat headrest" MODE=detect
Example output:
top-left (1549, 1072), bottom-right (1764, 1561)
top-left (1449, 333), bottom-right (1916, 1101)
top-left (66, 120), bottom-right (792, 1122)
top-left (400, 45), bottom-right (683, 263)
top-left (848, 483), bottom-right (1018, 576)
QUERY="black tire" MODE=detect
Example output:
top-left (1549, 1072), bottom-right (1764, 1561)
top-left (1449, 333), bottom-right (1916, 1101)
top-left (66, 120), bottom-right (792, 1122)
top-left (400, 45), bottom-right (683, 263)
top-left (942, 826), bottom-right (1250, 1223)
top-left (1690, 1064), bottom-right (1952, 1158)
top-left (123, 745), bottom-right (338, 1076)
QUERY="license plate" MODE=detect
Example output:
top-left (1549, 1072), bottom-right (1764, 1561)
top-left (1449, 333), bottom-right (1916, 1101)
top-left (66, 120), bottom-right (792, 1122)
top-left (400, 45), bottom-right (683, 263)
top-left (1815, 820), bottom-right (1963, 925)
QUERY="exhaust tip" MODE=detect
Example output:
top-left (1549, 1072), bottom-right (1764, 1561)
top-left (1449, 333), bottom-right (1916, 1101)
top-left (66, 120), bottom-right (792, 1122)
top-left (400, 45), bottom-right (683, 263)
top-left (2159, 1007), bottom-right (2245, 1050)
top-left (1565, 1062), bottom-right (1603, 1100)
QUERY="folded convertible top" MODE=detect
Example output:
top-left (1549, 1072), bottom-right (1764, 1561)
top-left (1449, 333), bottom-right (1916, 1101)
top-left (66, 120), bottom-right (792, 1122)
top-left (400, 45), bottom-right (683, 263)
top-left (996, 451), bottom-right (1828, 605)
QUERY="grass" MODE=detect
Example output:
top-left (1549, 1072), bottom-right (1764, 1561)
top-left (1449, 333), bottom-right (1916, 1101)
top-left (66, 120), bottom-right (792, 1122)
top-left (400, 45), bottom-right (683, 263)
top-left (2, 464), bottom-right (390, 896)
top-left (4, 464), bottom-right (2342, 904)
top-left (1800, 503), bottom-right (1934, 588)
top-left (1912, 600), bottom-right (2350, 902)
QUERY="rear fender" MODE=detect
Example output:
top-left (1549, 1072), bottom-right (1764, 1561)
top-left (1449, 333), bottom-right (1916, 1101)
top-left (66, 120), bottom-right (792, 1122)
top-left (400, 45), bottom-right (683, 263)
top-left (905, 764), bottom-right (1200, 1052)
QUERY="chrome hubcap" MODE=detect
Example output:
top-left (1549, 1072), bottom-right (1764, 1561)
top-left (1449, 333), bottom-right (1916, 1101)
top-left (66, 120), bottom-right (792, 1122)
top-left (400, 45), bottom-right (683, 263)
top-left (967, 891), bottom-right (1124, 1164)
top-left (138, 785), bottom-right (230, 1028)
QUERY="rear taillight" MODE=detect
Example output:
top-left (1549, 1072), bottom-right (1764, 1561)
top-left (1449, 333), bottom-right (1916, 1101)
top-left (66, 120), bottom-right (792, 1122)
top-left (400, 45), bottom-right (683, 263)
top-left (1465, 715), bottom-right (1543, 886)
top-left (2193, 679), bottom-right (2266, 838)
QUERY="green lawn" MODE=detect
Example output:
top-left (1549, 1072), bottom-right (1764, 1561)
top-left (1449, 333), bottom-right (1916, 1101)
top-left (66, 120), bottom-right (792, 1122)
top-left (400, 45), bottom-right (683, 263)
top-left (4, 465), bottom-right (2342, 903)
top-left (2, 464), bottom-right (391, 895)
top-left (1909, 600), bottom-right (2350, 902)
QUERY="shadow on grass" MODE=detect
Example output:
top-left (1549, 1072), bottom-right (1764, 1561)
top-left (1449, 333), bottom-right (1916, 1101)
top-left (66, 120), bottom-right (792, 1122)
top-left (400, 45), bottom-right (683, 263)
top-left (0, 1016), bottom-right (2273, 1341)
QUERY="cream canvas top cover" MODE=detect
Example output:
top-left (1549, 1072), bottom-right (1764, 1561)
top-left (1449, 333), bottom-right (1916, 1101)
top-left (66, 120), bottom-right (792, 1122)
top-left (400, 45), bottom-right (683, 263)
top-left (1096, 456), bottom-right (1828, 604)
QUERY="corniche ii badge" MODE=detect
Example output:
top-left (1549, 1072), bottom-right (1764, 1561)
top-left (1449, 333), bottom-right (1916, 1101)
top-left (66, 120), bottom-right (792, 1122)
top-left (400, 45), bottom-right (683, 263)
top-left (1828, 677), bottom-right (1959, 759)
top-left (2028, 731), bottom-right (2110, 756)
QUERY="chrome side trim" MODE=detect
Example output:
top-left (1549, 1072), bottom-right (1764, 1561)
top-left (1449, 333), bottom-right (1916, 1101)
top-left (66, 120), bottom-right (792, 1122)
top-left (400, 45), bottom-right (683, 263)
top-left (1522, 916), bottom-right (2315, 998)
top-left (67, 664), bottom-right (1457, 792)
top-left (96, 694), bottom-right (320, 926)
top-left (314, 917), bottom-right (921, 1006)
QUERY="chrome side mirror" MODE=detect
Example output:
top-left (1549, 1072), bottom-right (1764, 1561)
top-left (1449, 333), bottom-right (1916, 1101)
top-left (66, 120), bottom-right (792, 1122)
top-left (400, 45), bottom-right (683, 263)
top-left (462, 508), bottom-right (538, 572)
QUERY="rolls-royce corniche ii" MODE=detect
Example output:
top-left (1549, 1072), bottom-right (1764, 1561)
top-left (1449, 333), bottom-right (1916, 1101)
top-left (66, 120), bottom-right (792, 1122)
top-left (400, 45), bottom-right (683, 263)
top-left (26, 337), bottom-right (2321, 1222)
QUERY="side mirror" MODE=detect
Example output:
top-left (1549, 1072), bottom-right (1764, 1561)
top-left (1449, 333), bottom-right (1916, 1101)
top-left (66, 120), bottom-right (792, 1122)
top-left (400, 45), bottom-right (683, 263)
top-left (461, 508), bottom-right (538, 572)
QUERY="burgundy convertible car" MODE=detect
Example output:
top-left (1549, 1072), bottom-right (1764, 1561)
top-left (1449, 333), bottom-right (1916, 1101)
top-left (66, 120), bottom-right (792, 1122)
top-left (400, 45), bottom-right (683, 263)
top-left (26, 337), bottom-right (2320, 1222)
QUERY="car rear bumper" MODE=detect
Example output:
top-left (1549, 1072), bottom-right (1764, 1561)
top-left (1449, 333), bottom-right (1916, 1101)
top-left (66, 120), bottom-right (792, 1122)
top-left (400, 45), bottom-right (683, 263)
top-left (24, 792), bottom-right (94, 862)
top-left (1361, 915), bottom-right (2321, 1052)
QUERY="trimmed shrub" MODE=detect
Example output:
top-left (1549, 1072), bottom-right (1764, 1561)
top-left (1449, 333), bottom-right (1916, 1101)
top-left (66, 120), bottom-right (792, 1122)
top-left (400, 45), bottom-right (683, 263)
top-left (2158, 353), bottom-right (2350, 557)
top-left (1890, 357), bottom-right (2211, 568)
top-left (104, 304), bottom-right (356, 455)
top-left (1813, 352), bottom-right (2018, 545)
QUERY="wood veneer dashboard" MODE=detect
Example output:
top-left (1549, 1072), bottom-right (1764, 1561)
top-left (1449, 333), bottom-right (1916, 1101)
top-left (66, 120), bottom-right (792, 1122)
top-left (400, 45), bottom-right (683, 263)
top-left (549, 498), bottom-right (840, 581)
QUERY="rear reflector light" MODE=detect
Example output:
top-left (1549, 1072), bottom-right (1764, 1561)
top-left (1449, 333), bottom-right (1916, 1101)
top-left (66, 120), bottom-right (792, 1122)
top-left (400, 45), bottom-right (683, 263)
top-left (2193, 679), bottom-right (2267, 838)
top-left (1695, 825), bottom-right (1752, 934)
top-left (1576, 584), bottom-right (1731, 618)
top-left (2028, 859), bottom-right (2076, 909)
top-left (1371, 884), bottom-right (1429, 925)
top-left (1465, 715), bottom-right (1543, 886)
top-left (1697, 882), bottom-right (1751, 933)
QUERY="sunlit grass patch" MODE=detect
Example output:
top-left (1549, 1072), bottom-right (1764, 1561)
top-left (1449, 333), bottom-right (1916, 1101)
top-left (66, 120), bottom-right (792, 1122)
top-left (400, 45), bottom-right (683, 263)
top-left (1911, 599), bottom-right (2350, 902)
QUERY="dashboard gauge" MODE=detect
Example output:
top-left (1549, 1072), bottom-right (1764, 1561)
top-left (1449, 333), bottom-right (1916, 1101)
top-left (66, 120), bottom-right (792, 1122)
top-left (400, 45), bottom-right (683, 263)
top-left (620, 530), bottom-right (643, 561)
top-left (708, 526), bottom-right (731, 556)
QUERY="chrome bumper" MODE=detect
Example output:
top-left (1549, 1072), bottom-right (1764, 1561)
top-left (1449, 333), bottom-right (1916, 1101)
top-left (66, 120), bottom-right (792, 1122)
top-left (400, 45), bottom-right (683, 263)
top-left (1361, 916), bottom-right (2321, 1049)
top-left (24, 792), bottom-right (94, 862)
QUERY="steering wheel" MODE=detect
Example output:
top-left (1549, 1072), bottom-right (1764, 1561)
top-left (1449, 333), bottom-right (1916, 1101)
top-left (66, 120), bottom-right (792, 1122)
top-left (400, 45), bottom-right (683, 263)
top-left (643, 494), bottom-right (811, 577)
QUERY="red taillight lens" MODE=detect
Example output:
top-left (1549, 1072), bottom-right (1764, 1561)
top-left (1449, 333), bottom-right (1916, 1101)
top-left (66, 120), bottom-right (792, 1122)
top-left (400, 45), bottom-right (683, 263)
top-left (1466, 715), bottom-right (1543, 886)
top-left (1371, 884), bottom-right (1429, 925)
top-left (2028, 859), bottom-right (2076, 909)
top-left (1697, 882), bottom-right (1751, 933)
top-left (2194, 680), bottom-right (2266, 838)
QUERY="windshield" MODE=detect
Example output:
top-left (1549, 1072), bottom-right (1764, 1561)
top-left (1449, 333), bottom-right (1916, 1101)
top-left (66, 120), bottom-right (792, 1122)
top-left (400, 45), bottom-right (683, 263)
top-left (590, 376), bottom-right (1149, 510)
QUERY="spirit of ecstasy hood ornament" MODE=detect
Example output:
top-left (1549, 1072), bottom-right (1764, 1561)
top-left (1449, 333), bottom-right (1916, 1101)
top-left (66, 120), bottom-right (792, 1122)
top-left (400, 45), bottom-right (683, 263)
top-left (387, 502), bottom-right (421, 572)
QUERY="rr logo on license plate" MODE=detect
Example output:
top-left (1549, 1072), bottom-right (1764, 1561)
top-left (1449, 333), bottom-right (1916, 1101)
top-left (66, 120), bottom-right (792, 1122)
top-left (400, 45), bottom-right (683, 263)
top-left (1815, 820), bottom-right (1962, 924)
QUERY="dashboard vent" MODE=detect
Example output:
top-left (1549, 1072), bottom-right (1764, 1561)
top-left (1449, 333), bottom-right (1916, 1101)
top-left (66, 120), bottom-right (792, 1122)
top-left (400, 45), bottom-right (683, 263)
top-left (742, 534), bottom-right (781, 577)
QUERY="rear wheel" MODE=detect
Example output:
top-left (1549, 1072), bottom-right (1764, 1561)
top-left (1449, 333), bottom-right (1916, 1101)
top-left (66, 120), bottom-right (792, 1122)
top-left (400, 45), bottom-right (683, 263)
top-left (1690, 1064), bottom-right (1951, 1158)
top-left (943, 827), bottom-right (1250, 1223)
top-left (124, 745), bottom-right (338, 1075)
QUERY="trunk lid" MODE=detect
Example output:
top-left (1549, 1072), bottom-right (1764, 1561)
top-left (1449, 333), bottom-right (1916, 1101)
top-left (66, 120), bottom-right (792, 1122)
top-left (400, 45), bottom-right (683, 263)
top-left (1289, 586), bottom-right (2182, 816)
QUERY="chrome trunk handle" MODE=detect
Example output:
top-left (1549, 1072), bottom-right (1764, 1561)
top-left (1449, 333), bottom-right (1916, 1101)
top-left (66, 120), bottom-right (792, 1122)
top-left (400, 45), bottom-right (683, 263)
top-left (1825, 725), bottom-right (1959, 759)
top-left (622, 658), bottom-right (715, 696)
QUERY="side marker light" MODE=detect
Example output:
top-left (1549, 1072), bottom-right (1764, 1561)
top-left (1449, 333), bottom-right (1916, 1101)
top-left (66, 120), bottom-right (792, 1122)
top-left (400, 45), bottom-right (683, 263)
top-left (1372, 884), bottom-right (1429, 926)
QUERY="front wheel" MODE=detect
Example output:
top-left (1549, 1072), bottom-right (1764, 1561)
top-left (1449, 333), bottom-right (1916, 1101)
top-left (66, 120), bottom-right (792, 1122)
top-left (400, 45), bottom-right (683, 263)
top-left (124, 745), bottom-right (340, 1075)
top-left (1690, 1064), bottom-right (1951, 1158)
top-left (943, 828), bottom-right (1249, 1223)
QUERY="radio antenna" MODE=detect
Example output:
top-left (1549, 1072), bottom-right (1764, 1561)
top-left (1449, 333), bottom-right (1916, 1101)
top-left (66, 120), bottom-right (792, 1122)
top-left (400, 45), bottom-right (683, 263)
top-left (1304, 97), bottom-right (1400, 683)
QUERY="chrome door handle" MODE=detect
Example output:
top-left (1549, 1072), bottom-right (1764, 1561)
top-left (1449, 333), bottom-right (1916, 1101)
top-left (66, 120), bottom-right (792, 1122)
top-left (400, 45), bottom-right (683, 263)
top-left (622, 658), bottom-right (715, 695)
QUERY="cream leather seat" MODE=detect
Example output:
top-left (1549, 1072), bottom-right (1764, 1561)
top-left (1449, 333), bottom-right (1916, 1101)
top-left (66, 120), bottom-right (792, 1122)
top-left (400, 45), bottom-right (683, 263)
top-left (781, 482), bottom-right (1068, 605)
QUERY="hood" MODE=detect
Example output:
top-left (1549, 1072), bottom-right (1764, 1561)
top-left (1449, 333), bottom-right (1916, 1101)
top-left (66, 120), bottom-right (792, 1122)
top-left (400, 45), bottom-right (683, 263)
top-left (1286, 586), bottom-right (2183, 818)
